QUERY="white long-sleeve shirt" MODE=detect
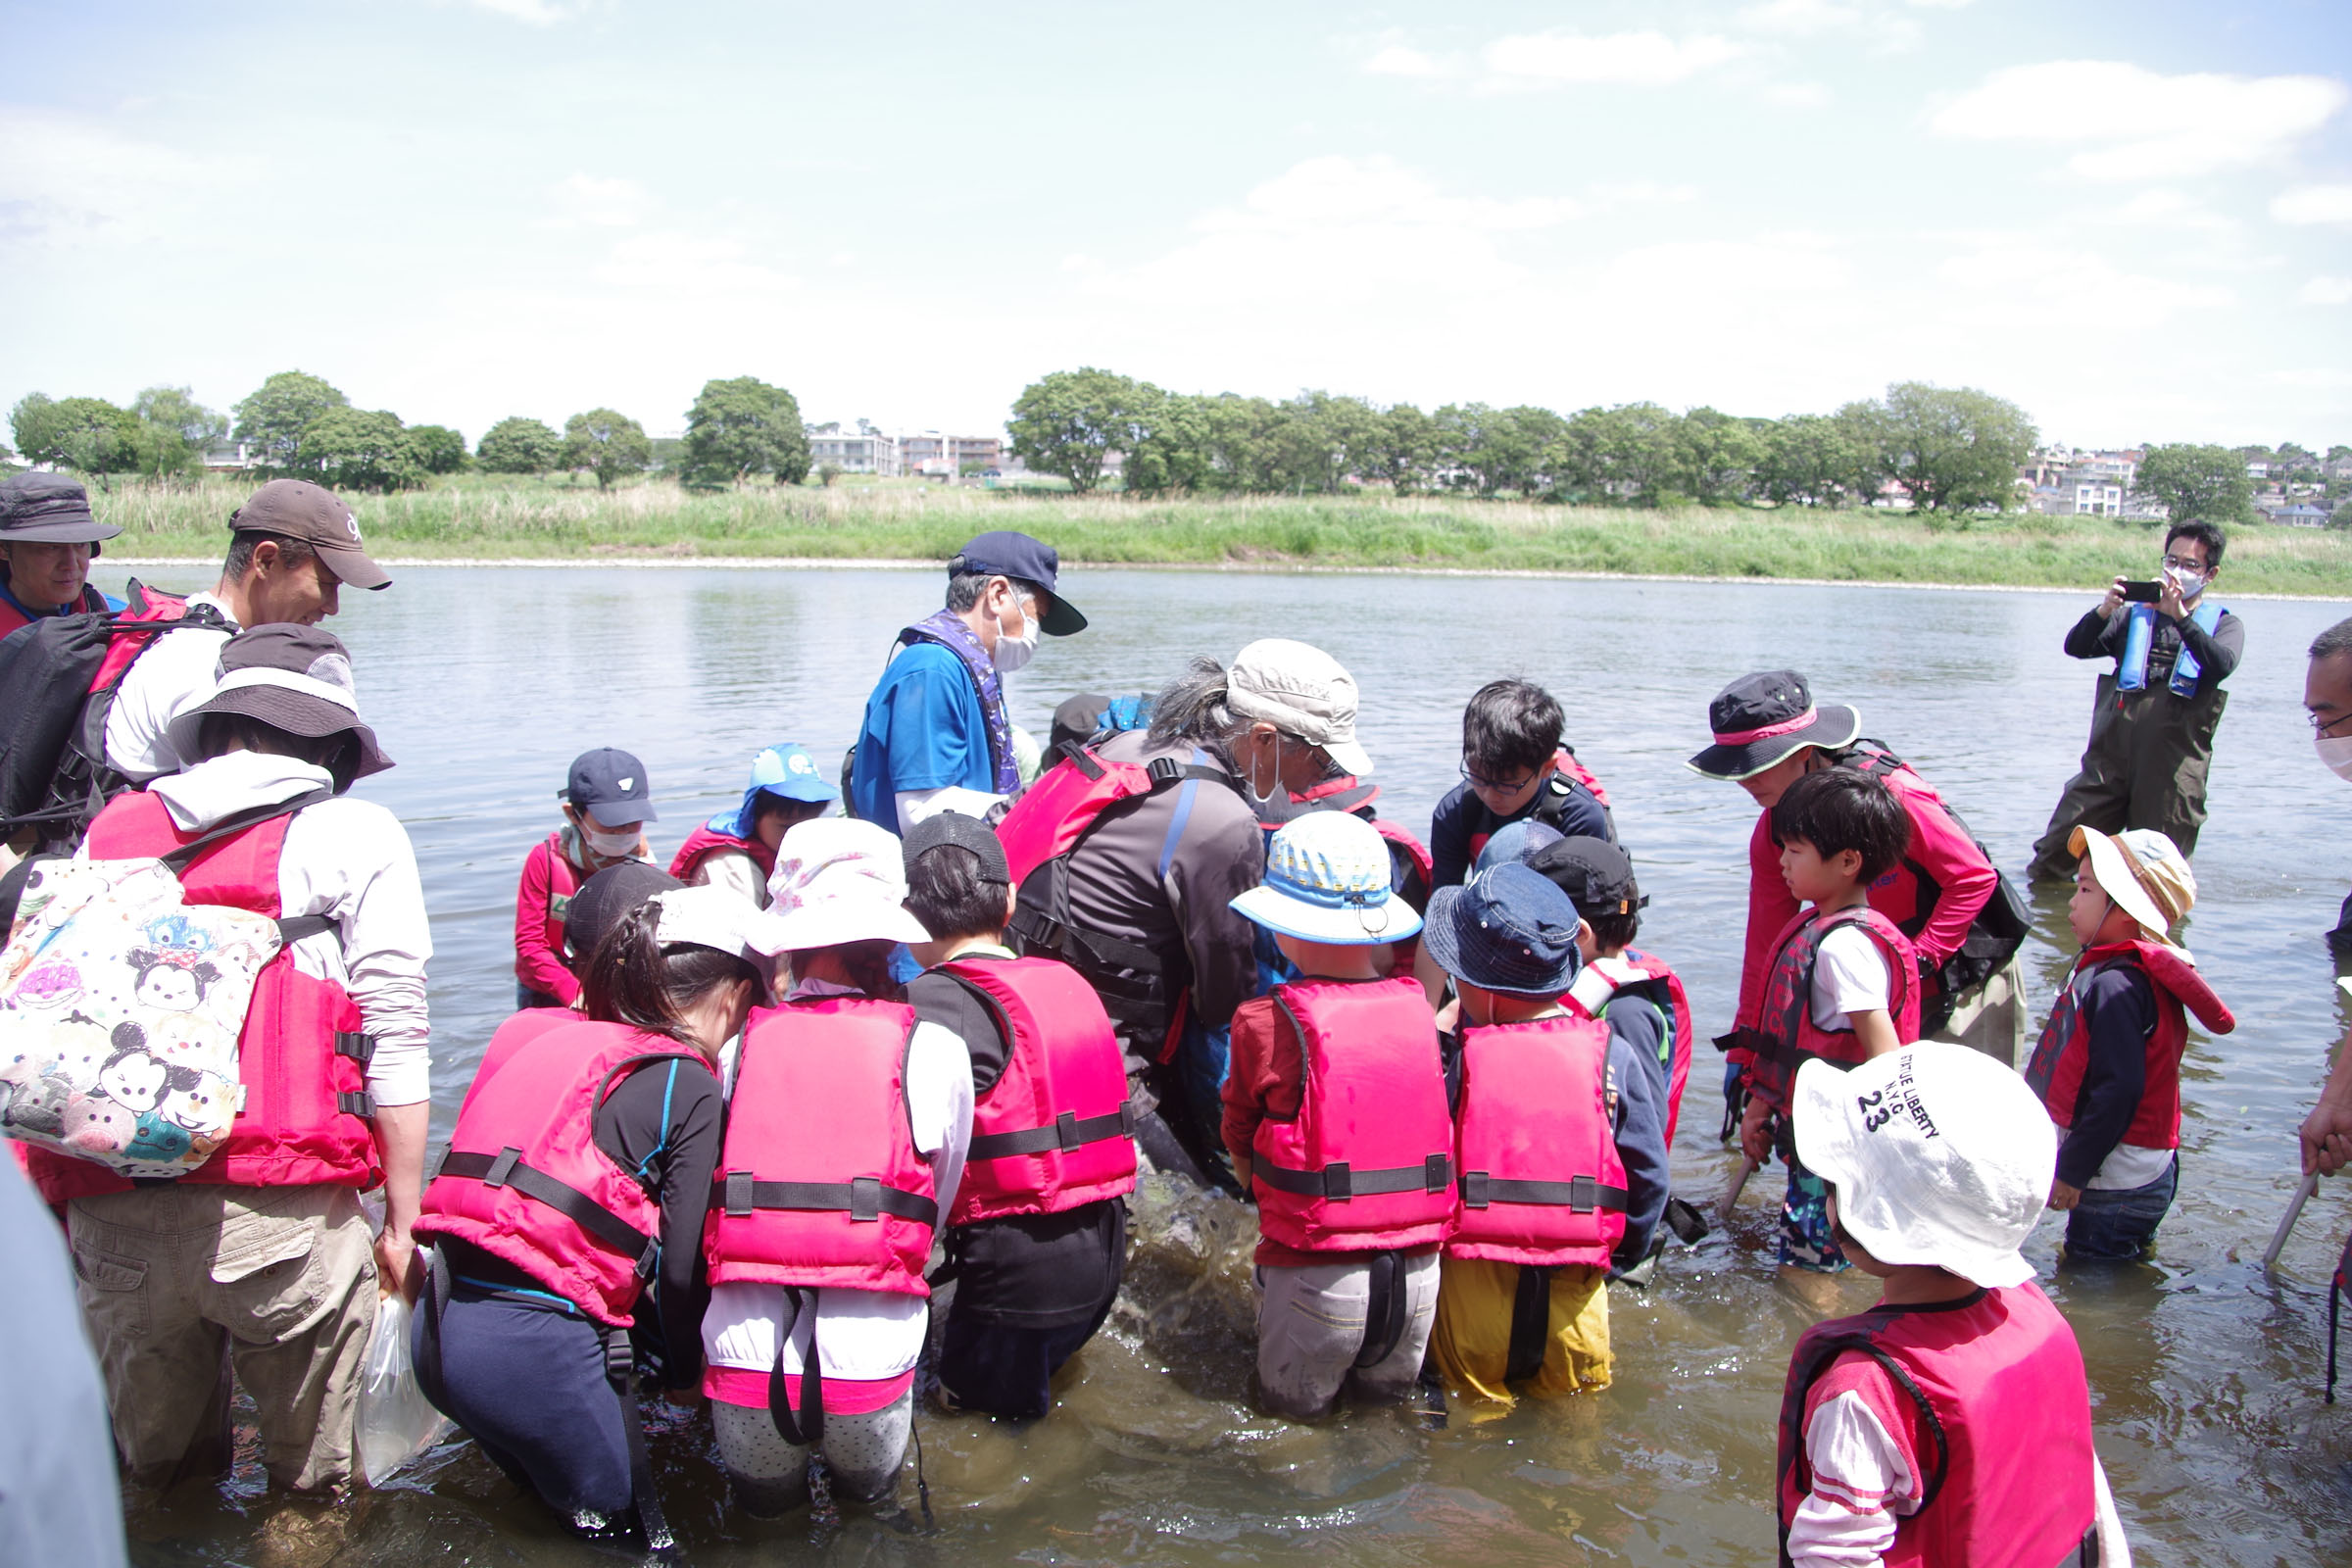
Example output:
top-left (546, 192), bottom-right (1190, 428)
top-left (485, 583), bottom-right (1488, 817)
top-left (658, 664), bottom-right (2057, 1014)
top-left (101, 590), bottom-right (237, 782)
top-left (703, 977), bottom-right (972, 1384)
top-left (139, 751), bottom-right (434, 1105)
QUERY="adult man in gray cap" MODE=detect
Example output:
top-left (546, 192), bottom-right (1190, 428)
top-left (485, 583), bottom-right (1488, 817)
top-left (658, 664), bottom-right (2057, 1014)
top-left (0, 471), bottom-right (123, 634)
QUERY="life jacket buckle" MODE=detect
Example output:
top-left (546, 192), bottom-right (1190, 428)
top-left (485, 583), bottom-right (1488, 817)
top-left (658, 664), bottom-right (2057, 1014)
top-left (633, 1242), bottom-right (660, 1282)
top-left (1424, 1153), bottom-right (1450, 1194)
top-left (1119, 1101), bottom-right (1139, 1137)
top-left (849, 1176), bottom-right (882, 1223)
top-left (1461, 1170), bottom-right (1492, 1209)
top-left (336, 1091), bottom-right (376, 1120)
top-left (483, 1147), bottom-right (521, 1188)
top-left (1146, 756), bottom-right (1183, 785)
top-left (333, 1031), bottom-right (377, 1065)
top-left (1054, 1110), bottom-right (1080, 1152)
top-left (1323, 1161), bottom-right (1353, 1200)
top-left (602, 1328), bottom-right (633, 1384)
top-left (1568, 1175), bottom-right (1596, 1214)
top-left (724, 1170), bottom-right (756, 1216)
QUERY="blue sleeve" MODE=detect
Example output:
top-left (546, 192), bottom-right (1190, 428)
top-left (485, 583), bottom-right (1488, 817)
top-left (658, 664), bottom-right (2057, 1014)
top-left (99, 589), bottom-right (126, 612)
top-left (1606, 995), bottom-right (1670, 1102)
top-left (1607, 1035), bottom-right (1671, 1269)
top-left (1430, 782), bottom-right (1475, 888)
top-left (2055, 966), bottom-right (2156, 1189)
top-left (1553, 781), bottom-right (1609, 841)
top-left (854, 646), bottom-right (989, 812)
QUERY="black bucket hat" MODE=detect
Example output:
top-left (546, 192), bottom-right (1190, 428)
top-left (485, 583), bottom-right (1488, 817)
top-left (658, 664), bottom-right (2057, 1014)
top-left (1685, 669), bottom-right (1859, 781)
top-left (0, 472), bottom-right (121, 547)
top-left (164, 623), bottom-right (393, 779)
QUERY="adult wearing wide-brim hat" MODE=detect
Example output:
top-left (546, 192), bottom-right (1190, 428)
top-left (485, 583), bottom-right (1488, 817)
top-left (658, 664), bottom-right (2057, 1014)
top-left (25, 620), bottom-right (435, 1496)
top-left (0, 471), bottom-right (123, 634)
top-left (847, 529), bottom-right (1086, 837)
top-left (1688, 668), bottom-right (2017, 1073)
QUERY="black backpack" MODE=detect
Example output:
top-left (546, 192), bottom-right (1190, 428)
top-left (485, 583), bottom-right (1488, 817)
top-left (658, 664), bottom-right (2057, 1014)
top-left (0, 581), bottom-right (227, 846)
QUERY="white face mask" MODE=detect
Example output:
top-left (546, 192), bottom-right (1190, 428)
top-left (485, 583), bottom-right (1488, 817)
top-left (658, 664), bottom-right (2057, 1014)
top-left (2318, 733), bottom-right (2352, 783)
top-left (581, 823), bottom-right (640, 858)
top-left (2164, 563), bottom-right (2206, 598)
top-left (991, 605), bottom-right (1039, 674)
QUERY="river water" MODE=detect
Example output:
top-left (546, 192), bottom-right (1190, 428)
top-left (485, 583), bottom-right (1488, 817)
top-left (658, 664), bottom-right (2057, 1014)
top-left (109, 564), bottom-right (2352, 1567)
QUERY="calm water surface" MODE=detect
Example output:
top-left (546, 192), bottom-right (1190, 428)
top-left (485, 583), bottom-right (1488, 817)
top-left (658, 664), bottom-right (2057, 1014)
top-left (115, 564), bottom-right (2352, 1567)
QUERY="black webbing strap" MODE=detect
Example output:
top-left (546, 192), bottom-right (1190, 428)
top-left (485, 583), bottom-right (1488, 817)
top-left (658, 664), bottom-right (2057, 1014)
top-left (276, 913), bottom-right (337, 944)
top-left (1252, 1152), bottom-right (1452, 1200)
top-left (965, 1101), bottom-right (1138, 1161)
top-left (438, 1148), bottom-right (661, 1279)
top-left (766, 1287), bottom-right (824, 1447)
top-left (602, 1326), bottom-right (675, 1554)
top-left (1352, 1250), bottom-right (1408, 1371)
top-left (1503, 1262), bottom-right (1556, 1384)
top-left (1456, 1172), bottom-right (1632, 1212)
top-left (710, 1171), bottom-right (939, 1228)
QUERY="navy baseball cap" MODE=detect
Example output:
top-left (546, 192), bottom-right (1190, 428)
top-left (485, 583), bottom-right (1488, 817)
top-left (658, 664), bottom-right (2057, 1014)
top-left (950, 530), bottom-right (1086, 635)
top-left (563, 746), bottom-right (658, 827)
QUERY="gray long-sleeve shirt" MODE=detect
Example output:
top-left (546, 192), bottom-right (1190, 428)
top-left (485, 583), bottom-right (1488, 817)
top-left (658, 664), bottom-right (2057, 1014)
top-left (2064, 602), bottom-right (2243, 697)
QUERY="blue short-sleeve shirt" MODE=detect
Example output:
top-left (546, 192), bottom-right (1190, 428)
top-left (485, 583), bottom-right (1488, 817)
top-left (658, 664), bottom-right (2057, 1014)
top-left (849, 641), bottom-right (992, 834)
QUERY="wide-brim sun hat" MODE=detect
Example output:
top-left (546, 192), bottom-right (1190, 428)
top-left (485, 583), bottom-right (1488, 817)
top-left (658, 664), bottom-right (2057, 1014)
top-left (1686, 668), bottom-right (1859, 781)
top-left (2069, 824), bottom-right (2194, 945)
top-left (1473, 819), bottom-right (1563, 877)
top-left (1792, 1044), bottom-right (2053, 1289)
top-left (1230, 810), bottom-right (1422, 946)
top-left (648, 885), bottom-right (772, 997)
top-left (750, 817), bottom-right (932, 955)
top-left (163, 623), bottom-right (392, 779)
top-left (1420, 862), bottom-right (1582, 998)
top-left (1226, 638), bottom-right (1374, 778)
top-left (0, 471), bottom-right (121, 546)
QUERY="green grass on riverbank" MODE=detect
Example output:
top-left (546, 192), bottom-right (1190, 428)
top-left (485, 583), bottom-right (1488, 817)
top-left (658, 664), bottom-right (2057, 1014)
top-left (88, 474), bottom-right (2352, 596)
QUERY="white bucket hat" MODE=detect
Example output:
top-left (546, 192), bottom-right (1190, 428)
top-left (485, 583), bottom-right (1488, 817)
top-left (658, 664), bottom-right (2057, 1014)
top-left (1792, 1043), bottom-right (2054, 1289)
top-left (750, 818), bottom-right (931, 956)
top-left (2069, 824), bottom-right (2195, 946)
top-left (647, 884), bottom-right (764, 966)
top-left (1226, 639), bottom-right (1373, 778)
top-left (1230, 811), bottom-right (1422, 946)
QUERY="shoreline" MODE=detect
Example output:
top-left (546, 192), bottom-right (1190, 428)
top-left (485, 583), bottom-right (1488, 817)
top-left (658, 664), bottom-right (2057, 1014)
top-left (103, 555), bottom-right (2352, 604)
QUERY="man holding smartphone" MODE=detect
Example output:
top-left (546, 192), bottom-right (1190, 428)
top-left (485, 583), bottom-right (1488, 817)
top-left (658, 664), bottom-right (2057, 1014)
top-left (2029, 520), bottom-right (2243, 882)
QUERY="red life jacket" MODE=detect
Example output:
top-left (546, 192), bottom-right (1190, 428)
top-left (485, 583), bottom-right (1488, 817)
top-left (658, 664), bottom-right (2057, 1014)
top-left (1746, 905), bottom-right (1920, 1111)
top-left (1449, 1012), bottom-right (1630, 1267)
top-left (533, 831), bottom-right (583, 963)
top-left (2024, 939), bottom-right (2233, 1152)
top-left (938, 956), bottom-right (1138, 1226)
top-left (1250, 976), bottom-right (1456, 1252)
top-left (416, 1020), bottom-right (698, 1326)
top-left (456, 1007), bottom-right (581, 1120)
top-left (0, 580), bottom-right (110, 637)
top-left (1552, 746), bottom-right (1611, 808)
top-left (1573, 950), bottom-right (1694, 1147)
top-left (668, 822), bottom-right (776, 885)
top-left (1256, 775), bottom-right (1435, 973)
top-left (704, 997), bottom-right (938, 1297)
top-left (1776, 1284), bottom-right (2098, 1568)
top-left (24, 789), bottom-right (380, 1203)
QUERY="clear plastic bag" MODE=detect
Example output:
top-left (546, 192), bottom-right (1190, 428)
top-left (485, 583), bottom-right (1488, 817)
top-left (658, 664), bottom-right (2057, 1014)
top-left (356, 1276), bottom-right (450, 1486)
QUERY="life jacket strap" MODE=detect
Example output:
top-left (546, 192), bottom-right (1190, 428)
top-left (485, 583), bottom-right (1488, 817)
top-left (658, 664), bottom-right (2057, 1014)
top-left (335, 1091), bottom-right (376, 1120)
top-left (1457, 1171), bottom-right (1630, 1213)
top-left (710, 1170), bottom-right (939, 1228)
top-left (438, 1147), bottom-right (662, 1279)
top-left (966, 1101), bottom-right (1138, 1161)
top-left (333, 1030), bottom-right (376, 1064)
top-left (1254, 1152), bottom-right (1452, 1200)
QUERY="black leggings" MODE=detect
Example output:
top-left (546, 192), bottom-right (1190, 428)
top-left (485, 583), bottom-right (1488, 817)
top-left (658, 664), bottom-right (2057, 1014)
top-left (416, 1287), bottom-right (633, 1518)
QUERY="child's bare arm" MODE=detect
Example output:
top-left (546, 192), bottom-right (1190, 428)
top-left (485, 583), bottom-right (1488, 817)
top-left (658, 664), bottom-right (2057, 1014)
top-left (1846, 1007), bottom-right (1902, 1058)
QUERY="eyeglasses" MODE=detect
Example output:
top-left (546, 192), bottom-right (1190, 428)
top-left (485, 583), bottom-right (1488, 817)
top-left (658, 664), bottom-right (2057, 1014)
top-left (2160, 555), bottom-right (2208, 573)
top-left (2311, 710), bottom-right (2352, 738)
top-left (1460, 760), bottom-right (1539, 794)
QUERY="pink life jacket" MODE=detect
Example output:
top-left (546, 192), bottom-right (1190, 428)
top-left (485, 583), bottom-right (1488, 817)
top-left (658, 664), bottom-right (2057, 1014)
top-left (704, 997), bottom-right (938, 1297)
top-left (1551, 746), bottom-right (1610, 808)
top-left (937, 956), bottom-right (1137, 1226)
top-left (1257, 774), bottom-right (1437, 973)
top-left (1449, 1012), bottom-right (1630, 1267)
top-left (669, 822), bottom-right (776, 885)
top-left (455, 1007), bottom-right (583, 1121)
top-left (1776, 1283), bottom-right (2098, 1568)
top-left (1250, 976), bottom-right (1456, 1252)
top-left (1573, 949), bottom-right (1694, 1147)
top-left (416, 1020), bottom-right (699, 1326)
top-left (24, 789), bottom-right (380, 1204)
top-left (2024, 939), bottom-right (2233, 1151)
top-left (1745, 905), bottom-right (1921, 1112)
top-left (532, 831), bottom-right (583, 966)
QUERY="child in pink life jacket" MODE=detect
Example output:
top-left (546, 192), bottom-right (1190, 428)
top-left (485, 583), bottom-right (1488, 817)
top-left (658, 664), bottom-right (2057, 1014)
top-left (1779, 1043), bottom-right (2130, 1567)
top-left (1220, 811), bottom-right (1453, 1421)
top-left (1739, 768), bottom-right (1921, 1275)
top-left (2027, 825), bottom-right (2234, 1262)
top-left (514, 748), bottom-right (658, 1010)
top-left (669, 743), bottom-right (837, 909)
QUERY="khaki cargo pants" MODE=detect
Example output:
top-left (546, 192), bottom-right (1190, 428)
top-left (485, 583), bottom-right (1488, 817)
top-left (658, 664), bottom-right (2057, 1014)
top-left (69, 1183), bottom-right (375, 1493)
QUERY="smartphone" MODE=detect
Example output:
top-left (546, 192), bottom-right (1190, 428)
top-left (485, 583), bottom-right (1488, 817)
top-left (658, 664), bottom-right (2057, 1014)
top-left (2120, 580), bottom-right (2163, 603)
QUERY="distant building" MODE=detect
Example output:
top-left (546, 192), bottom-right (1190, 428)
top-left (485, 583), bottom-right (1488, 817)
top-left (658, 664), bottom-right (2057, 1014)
top-left (2265, 502), bottom-right (2332, 527)
top-left (899, 432), bottom-right (1004, 480)
top-left (2073, 482), bottom-right (2126, 516)
top-left (201, 441), bottom-right (261, 470)
top-left (807, 421), bottom-right (900, 476)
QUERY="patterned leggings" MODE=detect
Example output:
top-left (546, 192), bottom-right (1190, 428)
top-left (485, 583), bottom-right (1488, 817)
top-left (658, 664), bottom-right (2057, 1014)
top-left (710, 1395), bottom-right (910, 1513)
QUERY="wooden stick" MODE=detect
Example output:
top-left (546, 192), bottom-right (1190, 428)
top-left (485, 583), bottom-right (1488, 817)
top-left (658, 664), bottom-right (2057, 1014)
top-left (1721, 1156), bottom-right (1759, 1220)
top-left (2262, 1173), bottom-right (2321, 1276)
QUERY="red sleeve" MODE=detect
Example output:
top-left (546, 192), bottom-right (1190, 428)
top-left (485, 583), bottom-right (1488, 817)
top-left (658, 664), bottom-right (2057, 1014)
top-left (1740, 811), bottom-right (1799, 1032)
top-left (1893, 781), bottom-right (1996, 966)
top-left (1220, 997), bottom-right (1299, 1164)
top-left (513, 838), bottom-right (580, 1004)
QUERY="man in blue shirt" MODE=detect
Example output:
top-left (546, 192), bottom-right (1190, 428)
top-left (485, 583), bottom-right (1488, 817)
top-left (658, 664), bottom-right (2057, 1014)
top-left (0, 472), bottom-right (124, 635)
top-left (849, 530), bottom-right (1086, 834)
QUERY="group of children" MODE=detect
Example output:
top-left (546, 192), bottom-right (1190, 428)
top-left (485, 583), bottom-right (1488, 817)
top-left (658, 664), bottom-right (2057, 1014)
top-left (469, 656), bottom-right (2236, 1561)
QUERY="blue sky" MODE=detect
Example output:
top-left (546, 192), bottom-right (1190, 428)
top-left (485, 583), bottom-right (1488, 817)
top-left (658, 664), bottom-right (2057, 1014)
top-left (6, 1), bottom-right (2348, 449)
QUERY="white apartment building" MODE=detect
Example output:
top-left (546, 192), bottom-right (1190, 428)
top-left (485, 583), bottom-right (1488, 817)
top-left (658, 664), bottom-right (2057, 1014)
top-left (807, 422), bottom-right (901, 475)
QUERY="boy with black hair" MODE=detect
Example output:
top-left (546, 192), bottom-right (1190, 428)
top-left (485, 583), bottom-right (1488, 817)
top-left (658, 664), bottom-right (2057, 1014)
top-left (901, 812), bottom-right (1134, 1421)
top-left (1739, 768), bottom-right (1921, 1274)
top-left (1428, 679), bottom-right (1612, 889)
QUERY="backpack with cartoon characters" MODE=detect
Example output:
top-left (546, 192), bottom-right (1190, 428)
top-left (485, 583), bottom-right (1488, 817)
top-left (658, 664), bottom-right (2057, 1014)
top-left (0, 792), bottom-right (335, 1177)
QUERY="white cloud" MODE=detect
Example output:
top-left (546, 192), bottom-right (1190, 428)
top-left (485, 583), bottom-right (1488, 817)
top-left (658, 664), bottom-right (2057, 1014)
top-left (1930, 61), bottom-right (2348, 178)
top-left (1363, 45), bottom-right (1453, 79)
top-left (594, 232), bottom-right (796, 294)
top-left (466, 0), bottom-right (573, 23)
top-left (1481, 30), bottom-right (1743, 90)
top-left (1739, 0), bottom-right (1864, 35)
top-left (1765, 81), bottom-right (1834, 108)
top-left (2273, 184), bottom-right (2352, 225)
top-left (1935, 240), bottom-right (2233, 318)
top-left (2300, 276), bottom-right (2352, 305)
top-left (0, 108), bottom-right (218, 250)
top-left (547, 172), bottom-right (646, 227)
top-left (2111, 189), bottom-right (2234, 230)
